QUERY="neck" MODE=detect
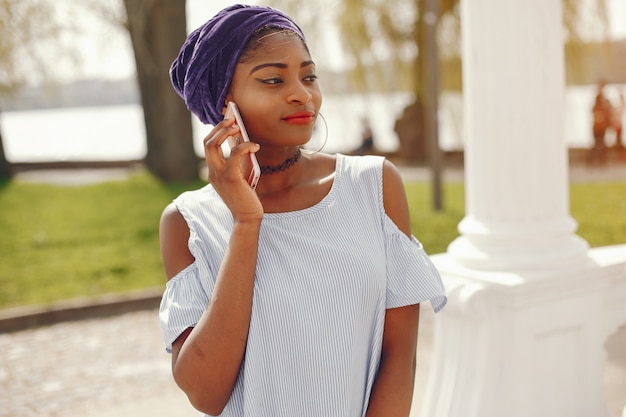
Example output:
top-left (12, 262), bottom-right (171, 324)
top-left (259, 148), bottom-right (302, 175)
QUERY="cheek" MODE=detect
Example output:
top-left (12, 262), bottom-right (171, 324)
top-left (239, 108), bottom-right (274, 139)
top-left (309, 84), bottom-right (323, 110)
top-left (314, 90), bottom-right (323, 111)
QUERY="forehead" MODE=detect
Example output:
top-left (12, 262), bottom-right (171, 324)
top-left (240, 31), bottom-right (311, 63)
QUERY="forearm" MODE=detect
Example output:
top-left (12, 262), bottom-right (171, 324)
top-left (365, 352), bottom-right (417, 417)
top-left (174, 219), bottom-right (261, 413)
top-left (366, 304), bottom-right (420, 417)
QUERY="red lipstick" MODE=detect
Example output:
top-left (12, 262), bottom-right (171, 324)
top-left (283, 111), bottom-right (315, 125)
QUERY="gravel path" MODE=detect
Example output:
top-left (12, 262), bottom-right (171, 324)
top-left (0, 308), bottom-right (439, 417)
top-left (0, 310), bottom-right (196, 417)
top-left (1, 307), bottom-right (624, 417)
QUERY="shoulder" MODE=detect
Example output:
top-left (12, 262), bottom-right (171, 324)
top-left (160, 202), bottom-right (194, 280)
top-left (381, 159), bottom-right (406, 199)
top-left (337, 154), bottom-right (411, 235)
top-left (167, 184), bottom-right (229, 224)
top-left (335, 153), bottom-right (385, 179)
top-left (309, 151), bottom-right (337, 174)
top-left (337, 153), bottom-right (402, 187)
top-left (381, 160), bottom-right (412, 236)
top-left (173, 184), bottom-right (218, 207)
top-left (337, 152), bottom-right (383, 166)
top-left (160, 202), bottom-right (187, 232)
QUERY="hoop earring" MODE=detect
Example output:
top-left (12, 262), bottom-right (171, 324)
top-left (302, 112), bottom-right (328, 155)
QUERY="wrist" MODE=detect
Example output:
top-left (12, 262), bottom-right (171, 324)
top-left (232, 218), bottom-right (262, 231)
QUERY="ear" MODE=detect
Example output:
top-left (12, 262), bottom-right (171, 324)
top-left (222, 95), bottom-right (233, 116)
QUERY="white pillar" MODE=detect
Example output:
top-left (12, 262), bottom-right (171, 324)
top-left (446, 0), bottom-right (589, 270)
top-left (415, 0), bottom-right (626, 416)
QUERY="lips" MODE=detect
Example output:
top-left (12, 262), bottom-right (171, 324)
top-left (282, 111), bottom-right (316, 125)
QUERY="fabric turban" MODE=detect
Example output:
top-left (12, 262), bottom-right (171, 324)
top-left (170, 4), bottom-right (307, 125)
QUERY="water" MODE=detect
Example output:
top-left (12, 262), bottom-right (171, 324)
top-left (2, 88), bottom-right (624, 163)
top-left (1, 105), bottom-right (147, 162)
top-left (0, 94), bottom-right (412, 163)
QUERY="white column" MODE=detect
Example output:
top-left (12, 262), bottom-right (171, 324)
top-left (414, 0), bottom-right (626, 416)
top-left (446, 0), bottom-right (589, 270)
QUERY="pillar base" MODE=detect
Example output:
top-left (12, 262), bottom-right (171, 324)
top-left (447, 214), bottom-right (590, 272)
top-left (417, 250), bottom-right (626, 417)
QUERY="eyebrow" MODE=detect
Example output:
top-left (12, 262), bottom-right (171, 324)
top-left (250, 60), bottom-right (315, 74)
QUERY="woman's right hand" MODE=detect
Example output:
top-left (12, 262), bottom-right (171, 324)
top-left (203, 118), bottom-right (263, 222)
top-left (172, 123), bottom-right (264, 413)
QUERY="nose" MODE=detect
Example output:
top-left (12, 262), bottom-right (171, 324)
top-left (287, 81), bottom-right (313, 104)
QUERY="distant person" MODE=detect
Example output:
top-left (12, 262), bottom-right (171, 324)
top-left (350, 117), bottom-right (375, 155)
top-left (588, 80), bottom-right (612, 165)
top-left (611, 91), bottom-right (624, 151)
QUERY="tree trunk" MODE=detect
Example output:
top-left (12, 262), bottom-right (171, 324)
top-left (422, 0), bottom-right (443, 211)
top-left (394, 0), bottom-right (428, 164)
top-left (123, 0), bottom-right (198, 182)
top-left (0, 119), bottom-right (13, 181)
top-left (394, 99), bottom-right (427, 162)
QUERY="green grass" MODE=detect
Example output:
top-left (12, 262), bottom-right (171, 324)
top-left (0, 173), bottom-right (624, 309)
top-left (570, 182), bottom-right (626, 247)
top-left (407, 181), bottom-right (626, 253)
top-left (0, 173), bottom-right (204, 309)
top-left (406, 182), bottom-right (466, 254)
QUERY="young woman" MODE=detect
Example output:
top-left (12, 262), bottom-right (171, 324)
top-left (159, 5), bottom-right (446, 417)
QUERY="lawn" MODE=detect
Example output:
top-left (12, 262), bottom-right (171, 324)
top-left (0, 172), bottom-right (624, 309)
top-left (0, 173), bottom-right (203, 309)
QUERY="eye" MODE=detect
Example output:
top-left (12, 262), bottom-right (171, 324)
top-left (303, 74), bottom-right (318, 83)
top-left (257, 77), bottom-right (283, 85)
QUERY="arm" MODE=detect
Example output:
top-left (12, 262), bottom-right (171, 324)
top-left (160, 205), bottom-right (261, 415)
top-left (365, 160), bottom-right (421, 417)
top-left (160, 119), bottom-right (263, 415)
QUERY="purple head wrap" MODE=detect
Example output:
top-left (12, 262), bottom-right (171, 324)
top-left (170, 4), bottom-right (306, 125)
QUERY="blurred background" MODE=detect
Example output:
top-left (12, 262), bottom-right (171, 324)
top-left (0, 1), bottom-right (624, 416)
top-left (0, 0), bottom-right (625, 180)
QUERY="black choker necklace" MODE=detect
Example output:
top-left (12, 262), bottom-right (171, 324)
top-left (260, 148), bottom-right (302, 175)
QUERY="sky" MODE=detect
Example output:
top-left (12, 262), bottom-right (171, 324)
top-left (607, 0), bottom-right (626, 36)
top-left (53, 0), bottom-right (626, 83)
top-left (66, 0), bottom-right (263, 82)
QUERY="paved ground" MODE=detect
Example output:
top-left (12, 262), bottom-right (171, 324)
top-left (1, 307), bottom-right (624, 417)
top-left (3, 159), bottom-right (625, 417)
top-left (12, 158), bottom-right (626, 185)
top-left (0, 309), bottom-right (195, 417)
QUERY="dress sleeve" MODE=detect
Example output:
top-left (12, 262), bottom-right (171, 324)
top-left (384, 216), bottom-right (447, 312)
top-left (158, 261), bottom-right (209, 353)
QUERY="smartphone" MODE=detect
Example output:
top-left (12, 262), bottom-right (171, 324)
top-left (223, 102), bottom-right (261, 189)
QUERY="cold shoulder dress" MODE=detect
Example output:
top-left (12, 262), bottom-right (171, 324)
top-left (159, 154), bottom-right (446, 417)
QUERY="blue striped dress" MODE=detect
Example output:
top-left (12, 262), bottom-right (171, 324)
top-left (159, 153), bottom-right (446, 417)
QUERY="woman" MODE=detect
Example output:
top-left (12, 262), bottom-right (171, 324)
top-left (159, 5), bottom-right (446, 417)
top-left (590, 80), bottom-right (612, 164)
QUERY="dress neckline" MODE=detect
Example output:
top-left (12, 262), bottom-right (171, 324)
top-left (263, 154), bottom-right (342, 219)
